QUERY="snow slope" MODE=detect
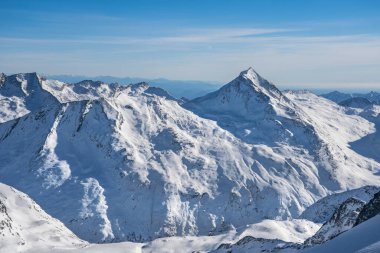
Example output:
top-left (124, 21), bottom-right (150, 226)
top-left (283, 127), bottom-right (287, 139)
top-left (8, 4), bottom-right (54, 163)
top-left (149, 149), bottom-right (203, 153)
top-left (1, 180), bottom-right (376, 253)
top-left (0, 182), bottom-right (319, 253)
top-left (284, 91), bottom-right (380, 188)
top-left (349, 105), bottom-right (380, 163)
top-left (0, 183), bottom-right (85, 253)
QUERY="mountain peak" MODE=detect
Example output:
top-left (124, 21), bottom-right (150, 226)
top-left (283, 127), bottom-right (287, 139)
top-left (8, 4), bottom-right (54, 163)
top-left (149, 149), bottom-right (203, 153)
top-left (233, 67), bottom-right (282, 100)
top-left (239, 66), bottom-right (259, 78)
top-left (238, 67), bottom-right (262, 84)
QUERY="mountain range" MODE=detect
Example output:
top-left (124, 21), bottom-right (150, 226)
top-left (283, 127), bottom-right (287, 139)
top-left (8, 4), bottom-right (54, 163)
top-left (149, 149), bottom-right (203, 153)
top-left (1, 68), bottom-right (380, 252)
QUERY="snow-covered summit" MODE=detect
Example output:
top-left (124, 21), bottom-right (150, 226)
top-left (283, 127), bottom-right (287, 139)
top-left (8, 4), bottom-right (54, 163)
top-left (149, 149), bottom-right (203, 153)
top-left (238, 67), bottom-right (283, 99)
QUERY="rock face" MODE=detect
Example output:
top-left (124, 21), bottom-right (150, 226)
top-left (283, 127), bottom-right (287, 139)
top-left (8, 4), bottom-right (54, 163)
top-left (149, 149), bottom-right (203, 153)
top-left (304, 197), bottom-right (365, 246)
top-left (0, 69), bottom-right (380, 243)
top-left (355, 191), bottom-right (380, 226)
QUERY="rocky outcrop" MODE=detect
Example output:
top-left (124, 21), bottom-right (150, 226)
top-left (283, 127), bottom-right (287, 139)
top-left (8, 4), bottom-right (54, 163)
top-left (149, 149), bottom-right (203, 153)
top-left (355, 191), bottom-right (380, 226)
top-left (304, 197), bottom-right (365, 246)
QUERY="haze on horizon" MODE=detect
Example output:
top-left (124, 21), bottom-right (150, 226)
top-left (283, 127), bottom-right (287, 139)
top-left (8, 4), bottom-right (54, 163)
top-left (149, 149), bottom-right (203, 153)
top-left (0, 0), bottom-right (380, 90)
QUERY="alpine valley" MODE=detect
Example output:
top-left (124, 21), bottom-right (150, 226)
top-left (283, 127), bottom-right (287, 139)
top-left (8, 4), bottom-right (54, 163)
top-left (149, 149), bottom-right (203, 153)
top-left (1, 68), bottom-right (380, 253)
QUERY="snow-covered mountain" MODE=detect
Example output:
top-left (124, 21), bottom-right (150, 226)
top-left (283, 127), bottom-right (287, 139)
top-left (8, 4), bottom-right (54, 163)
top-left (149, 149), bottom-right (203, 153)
top-left (0, 68), bottom-right (380, 248)
top-left (186, 68), bottom-right (380, 190)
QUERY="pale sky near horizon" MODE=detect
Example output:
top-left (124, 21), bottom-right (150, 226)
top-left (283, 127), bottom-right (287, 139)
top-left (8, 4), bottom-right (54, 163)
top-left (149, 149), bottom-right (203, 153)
top-left (0, 0), bottom-right (380, 89)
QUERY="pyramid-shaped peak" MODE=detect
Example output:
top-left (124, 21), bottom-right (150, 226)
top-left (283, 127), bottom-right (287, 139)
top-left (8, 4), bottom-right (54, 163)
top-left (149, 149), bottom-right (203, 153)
top-left (240, 67), bottom-right (259, 78)
top-left (237, 67), bottom-right (265, 85)
top-left (234, 67), bottom-right (281, 95)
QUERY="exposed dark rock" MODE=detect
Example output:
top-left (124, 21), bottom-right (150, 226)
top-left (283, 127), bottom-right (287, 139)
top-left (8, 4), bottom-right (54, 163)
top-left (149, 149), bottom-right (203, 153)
top-left (355, 191), bottom-right (380, 226)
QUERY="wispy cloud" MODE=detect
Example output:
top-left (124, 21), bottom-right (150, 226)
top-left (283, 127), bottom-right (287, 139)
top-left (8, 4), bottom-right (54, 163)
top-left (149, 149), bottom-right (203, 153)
top-left (0, 26), bottom-right (379, 89)
top-left (0, 27), bottom-right (299, 45)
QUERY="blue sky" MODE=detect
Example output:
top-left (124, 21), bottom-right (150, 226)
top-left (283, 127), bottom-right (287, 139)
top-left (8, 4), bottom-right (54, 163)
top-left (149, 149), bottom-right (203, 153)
top-left (1, 0), bottom-right (380, 89)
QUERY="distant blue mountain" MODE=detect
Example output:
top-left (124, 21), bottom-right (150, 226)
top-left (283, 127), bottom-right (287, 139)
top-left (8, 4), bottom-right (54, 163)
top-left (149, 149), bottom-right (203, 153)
top-left (321, 91), bottom-right (380, 105)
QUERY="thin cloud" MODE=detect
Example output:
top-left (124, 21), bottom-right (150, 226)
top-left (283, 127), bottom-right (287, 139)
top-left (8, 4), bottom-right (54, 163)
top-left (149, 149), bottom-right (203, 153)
top-left (0, 27), bottom-right (299, 45)
top-left (1, 27), bottom-right (379, 89)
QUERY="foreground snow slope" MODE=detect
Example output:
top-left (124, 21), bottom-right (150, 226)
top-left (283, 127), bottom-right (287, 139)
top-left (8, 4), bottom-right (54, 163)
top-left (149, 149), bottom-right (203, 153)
top-left (299, 215), bottom-right (380, 253)
top-left (0, 182), bottom-right (319, 253)
top-left (212, 190), bottom-right (380, 253)
top-left (0, 183), bottom-right (85, 253)
top-left (0, 69), bottom-right (379, 243)
top-left (1, 180), bottom-right (377, 253)
top-left (213, 216), bottom-right (380, 253)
